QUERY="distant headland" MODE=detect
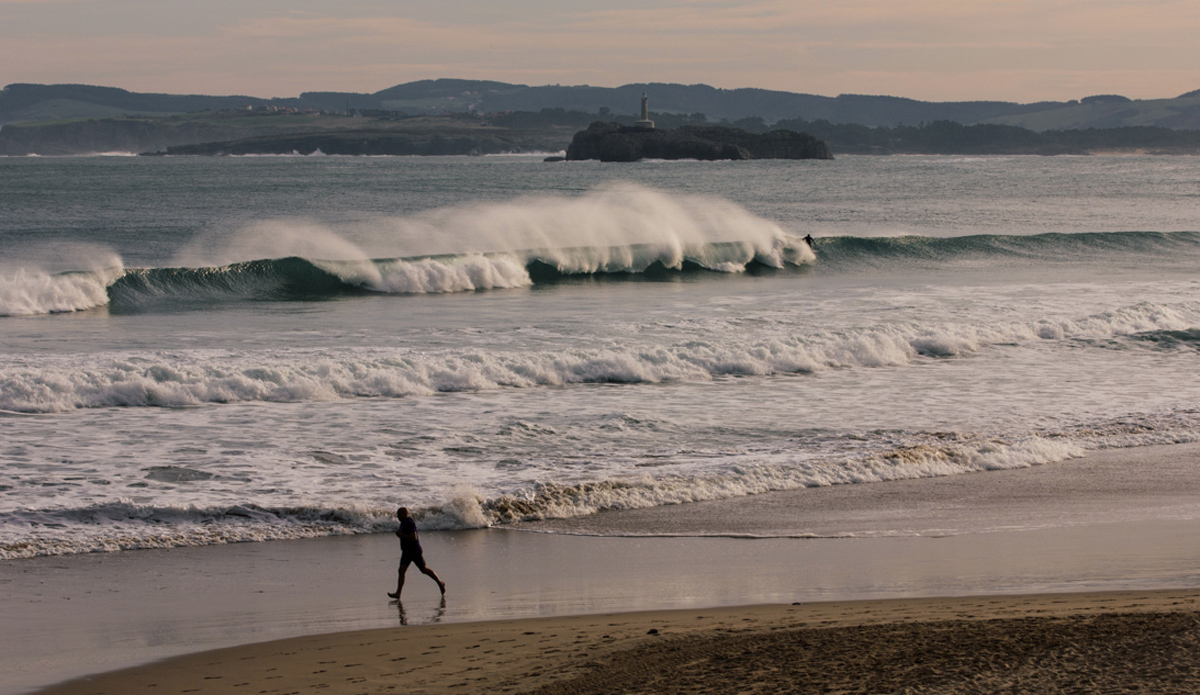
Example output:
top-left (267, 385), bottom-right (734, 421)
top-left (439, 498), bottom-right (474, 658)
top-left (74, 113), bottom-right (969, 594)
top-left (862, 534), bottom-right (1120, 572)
top-left (561, 93), bottom-right (832, 162)
top-left (565, 121), bottom-right (832, 162)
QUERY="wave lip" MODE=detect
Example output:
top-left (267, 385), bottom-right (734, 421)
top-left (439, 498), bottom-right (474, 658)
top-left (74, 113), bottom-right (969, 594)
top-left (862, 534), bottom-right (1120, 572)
top-left (0, 266), bottom-right (123, 317)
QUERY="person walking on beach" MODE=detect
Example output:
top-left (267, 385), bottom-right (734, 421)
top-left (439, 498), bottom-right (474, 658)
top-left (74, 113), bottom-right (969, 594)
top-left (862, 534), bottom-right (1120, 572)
top-left (388, 507), bottom-right (446, 599)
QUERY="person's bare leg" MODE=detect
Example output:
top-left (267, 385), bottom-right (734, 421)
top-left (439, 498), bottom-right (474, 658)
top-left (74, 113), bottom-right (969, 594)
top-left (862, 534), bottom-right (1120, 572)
top-left (420, 565), bottom-right (446, 595)
top-left (388, 564), bottom-right (408, 599)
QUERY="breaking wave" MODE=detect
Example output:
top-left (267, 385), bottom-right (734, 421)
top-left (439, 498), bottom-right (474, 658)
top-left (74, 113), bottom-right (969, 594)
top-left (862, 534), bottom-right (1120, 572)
top-left (0, 432), bottom-right (1085, 558)
top-left (5, 411), bottom-right (1198, 559)
top-left (6, 229), bottom-right (1200, 317)
top-left (0, 300), bottom-right (1193, 413)
top-left (1, 183), bottom-right (815, 316)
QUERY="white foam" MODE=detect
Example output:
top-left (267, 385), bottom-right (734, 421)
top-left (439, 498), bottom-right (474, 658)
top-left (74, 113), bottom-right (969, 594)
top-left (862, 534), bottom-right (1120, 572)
top-left (0, 434), bottom-right (1089, 559)
top-left (478, 435), bottom-right (1086, 525)
top-left (0, 501), bottom-right (397, 559)
top-left (0, 301), bottom-right (1193, 413)
top-left (369, 255), bottom-right (532, 293)
top-left (0, 266), bottom-right (122, 316)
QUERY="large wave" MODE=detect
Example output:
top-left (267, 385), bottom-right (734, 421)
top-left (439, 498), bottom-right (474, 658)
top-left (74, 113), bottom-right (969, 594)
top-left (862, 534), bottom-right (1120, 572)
top-left (6, 230), bottom-right (1200, 318)
top-left (0, 184), bottom-right (813, 317)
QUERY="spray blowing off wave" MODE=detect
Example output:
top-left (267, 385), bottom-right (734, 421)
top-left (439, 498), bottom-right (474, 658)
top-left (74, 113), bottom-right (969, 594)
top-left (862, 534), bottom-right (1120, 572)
top-left (170, 183), bottom-right (812, 294)
top-left (0, 185), bottom-right (811, 316)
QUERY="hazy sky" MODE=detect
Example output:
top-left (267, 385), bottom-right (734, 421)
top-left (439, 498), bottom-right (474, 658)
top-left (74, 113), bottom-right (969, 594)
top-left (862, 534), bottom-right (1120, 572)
top-left (3, 0), bottom-right (1198, 103)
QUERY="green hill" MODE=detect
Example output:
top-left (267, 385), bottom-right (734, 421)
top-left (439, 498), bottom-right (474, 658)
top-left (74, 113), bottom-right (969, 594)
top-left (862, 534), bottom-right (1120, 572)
top-left (6, 80), bottom-right (1200, 131)
top-left (977, 93), bottom-right (1200, 131)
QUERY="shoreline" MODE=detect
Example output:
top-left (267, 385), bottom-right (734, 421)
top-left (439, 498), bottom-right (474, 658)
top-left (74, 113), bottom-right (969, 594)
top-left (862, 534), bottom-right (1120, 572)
top-left (37, 588), bottom-right (1200, 694)
top-left (6, 442), bottom-right (1200, 693)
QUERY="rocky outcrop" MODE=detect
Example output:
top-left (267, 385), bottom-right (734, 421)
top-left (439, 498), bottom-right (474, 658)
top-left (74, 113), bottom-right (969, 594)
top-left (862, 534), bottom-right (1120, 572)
top-left (565, 122), bottom-right (833, 162)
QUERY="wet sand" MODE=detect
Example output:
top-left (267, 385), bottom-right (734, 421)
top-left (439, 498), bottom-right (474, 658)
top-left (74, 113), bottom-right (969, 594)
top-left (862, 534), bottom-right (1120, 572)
top-left (39, 589), bottom-right (1200, 695)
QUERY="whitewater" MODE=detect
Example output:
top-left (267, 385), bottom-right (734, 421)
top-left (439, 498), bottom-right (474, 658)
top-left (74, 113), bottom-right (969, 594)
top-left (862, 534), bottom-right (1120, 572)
top-left (2, 154), bottom-right (1200, 559)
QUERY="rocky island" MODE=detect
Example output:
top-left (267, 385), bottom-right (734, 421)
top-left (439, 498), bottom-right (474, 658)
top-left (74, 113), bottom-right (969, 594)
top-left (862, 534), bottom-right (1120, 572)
top-left (565, 121), bottom-right (833, 162)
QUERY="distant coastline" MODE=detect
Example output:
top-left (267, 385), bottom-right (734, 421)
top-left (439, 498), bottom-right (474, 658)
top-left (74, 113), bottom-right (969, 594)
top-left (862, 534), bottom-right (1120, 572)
top-left (4, 80), bottom-right (1200, 156)
top-left (4, 111), bottom-right (1200, 157)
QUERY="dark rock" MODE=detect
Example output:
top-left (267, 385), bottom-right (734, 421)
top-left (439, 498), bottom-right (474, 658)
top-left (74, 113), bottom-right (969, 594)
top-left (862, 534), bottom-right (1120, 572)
top-left (565, 121), bottom-right (832, 162)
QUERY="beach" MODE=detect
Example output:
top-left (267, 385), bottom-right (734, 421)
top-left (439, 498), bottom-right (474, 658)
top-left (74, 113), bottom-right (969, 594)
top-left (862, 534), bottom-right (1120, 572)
top-left (33, 591), bottom-right (1200, 695)
top-left (4, 155), bottom-right (1200, 694)
top-left (7, 443), bottom-right (1200, 694)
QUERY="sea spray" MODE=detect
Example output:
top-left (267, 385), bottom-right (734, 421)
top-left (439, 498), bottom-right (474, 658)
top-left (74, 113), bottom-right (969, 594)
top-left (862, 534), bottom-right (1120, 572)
top-left (172, 183), bottom-right (813, 274)
top-left (363, 183), bottom-right (810, 263)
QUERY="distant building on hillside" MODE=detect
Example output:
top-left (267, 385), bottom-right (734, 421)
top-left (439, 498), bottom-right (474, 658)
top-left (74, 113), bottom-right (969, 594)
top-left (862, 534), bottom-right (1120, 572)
top-left (634, 93), bottom-right (655, 129)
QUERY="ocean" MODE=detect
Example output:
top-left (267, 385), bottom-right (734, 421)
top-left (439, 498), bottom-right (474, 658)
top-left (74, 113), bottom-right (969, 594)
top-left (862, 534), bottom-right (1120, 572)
top-left (3, 153), bottom-right (1200, 560)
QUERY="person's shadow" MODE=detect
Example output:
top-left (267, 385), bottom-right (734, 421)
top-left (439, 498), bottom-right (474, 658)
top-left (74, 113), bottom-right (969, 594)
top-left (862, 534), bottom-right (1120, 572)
top-left (393, 597), bottom-right (446, 626)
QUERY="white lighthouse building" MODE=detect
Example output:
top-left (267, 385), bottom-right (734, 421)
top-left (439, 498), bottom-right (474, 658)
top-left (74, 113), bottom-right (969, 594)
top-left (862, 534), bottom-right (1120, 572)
top-left (634, 93), bottom-right (655, 129)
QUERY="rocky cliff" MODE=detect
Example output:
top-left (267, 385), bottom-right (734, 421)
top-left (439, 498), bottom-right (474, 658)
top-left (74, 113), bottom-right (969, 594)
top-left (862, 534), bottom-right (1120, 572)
top-left (564, 122), bottom-right (833, 162)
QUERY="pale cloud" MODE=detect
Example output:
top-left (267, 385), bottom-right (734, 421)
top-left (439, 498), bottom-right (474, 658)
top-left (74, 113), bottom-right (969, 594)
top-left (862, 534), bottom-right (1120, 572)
top-left (1, 0), bottom-right (1199, 102)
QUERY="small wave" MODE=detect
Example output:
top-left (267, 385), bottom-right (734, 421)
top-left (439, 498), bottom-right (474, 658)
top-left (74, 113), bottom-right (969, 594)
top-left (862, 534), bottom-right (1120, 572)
top-left (1131, 328), bottom-right (1200, 349)
top-left (0, 433), bottom-right (1083, 559)
top-left (0, 501), bottom-right (397, 560)
top-left (6, 413), bottom-right (1199, 558)
top-left (811, 231), bottom-right (1200, 272)
top-left (1, 301), bottom-right (1192, 413)
top-left (463, 435), bottom-right (1084, 526)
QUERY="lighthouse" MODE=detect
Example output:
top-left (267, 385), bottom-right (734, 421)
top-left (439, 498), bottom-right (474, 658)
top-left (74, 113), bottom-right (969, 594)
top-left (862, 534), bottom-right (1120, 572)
top-left (634, 93), bottom-right (655, 129)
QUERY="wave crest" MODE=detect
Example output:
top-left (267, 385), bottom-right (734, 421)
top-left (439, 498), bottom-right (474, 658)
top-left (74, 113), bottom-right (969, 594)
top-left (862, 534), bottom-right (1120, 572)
top-left (0, 266), bottom-right (122, 317)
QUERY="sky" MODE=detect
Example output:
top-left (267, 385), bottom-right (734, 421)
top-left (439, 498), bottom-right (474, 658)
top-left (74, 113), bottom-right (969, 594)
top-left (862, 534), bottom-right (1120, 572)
top-left (2, 0), bottom-right (1198, 104)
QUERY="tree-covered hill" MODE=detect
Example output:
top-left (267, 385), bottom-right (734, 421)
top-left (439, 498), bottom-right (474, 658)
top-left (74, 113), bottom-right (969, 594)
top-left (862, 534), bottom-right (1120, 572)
top-left (7, 79), bottom-right (1200, 131)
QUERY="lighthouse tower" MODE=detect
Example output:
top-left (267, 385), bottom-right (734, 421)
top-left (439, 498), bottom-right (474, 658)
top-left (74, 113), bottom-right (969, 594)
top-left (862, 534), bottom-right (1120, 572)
top-left (634, 93), bottom-right (655, 129)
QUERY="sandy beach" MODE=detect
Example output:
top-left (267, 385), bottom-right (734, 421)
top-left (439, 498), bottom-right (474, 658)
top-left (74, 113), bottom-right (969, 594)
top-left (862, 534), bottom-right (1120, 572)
top-left (37, 589), bottom-right (1200, 695)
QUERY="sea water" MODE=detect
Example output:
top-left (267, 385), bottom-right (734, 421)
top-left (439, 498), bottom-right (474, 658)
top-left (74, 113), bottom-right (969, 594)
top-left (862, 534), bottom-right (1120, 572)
top-left (2, 154), bottom-right (1199, 558)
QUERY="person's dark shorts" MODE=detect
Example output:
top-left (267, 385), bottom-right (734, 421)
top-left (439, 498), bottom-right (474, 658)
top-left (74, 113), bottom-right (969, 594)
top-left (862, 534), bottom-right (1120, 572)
top-left (400, 552), bottom-right (427, 570)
